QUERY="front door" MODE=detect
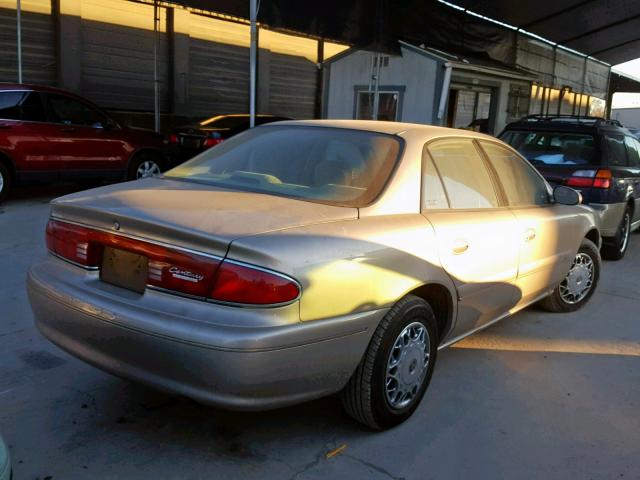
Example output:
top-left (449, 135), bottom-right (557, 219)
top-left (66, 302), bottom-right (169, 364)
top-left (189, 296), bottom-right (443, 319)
top-left (422, 138), bottom-right (520, 335)
top-left (42, 93), bottom-right (128, 174)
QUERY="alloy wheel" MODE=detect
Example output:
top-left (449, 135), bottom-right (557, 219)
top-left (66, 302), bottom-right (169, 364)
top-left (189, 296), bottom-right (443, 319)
top-left (385, 321), bottom-right (430, 410)
top-left (559, 252), bottom-right (595, 304)
top-left (136, 160), bottom-right (161, 179)
top-left (619, 211), bottom-right (631, 254)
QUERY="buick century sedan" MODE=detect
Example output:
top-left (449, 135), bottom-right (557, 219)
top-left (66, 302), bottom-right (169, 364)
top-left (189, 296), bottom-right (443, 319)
top-left (27, 120), bottom-right (601, 429)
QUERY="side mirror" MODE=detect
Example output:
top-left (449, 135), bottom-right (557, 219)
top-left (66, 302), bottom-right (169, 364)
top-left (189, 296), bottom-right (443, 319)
top-left (553, 185), bottom-right (582, 206)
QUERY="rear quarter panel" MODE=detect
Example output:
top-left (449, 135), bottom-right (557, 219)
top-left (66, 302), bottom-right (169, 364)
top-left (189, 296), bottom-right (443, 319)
top-left (226, 215), bottom-right (457, 323)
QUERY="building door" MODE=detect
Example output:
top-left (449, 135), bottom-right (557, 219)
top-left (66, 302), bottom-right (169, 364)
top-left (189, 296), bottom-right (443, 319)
top-left (446, 86), bottom-right (493, 133)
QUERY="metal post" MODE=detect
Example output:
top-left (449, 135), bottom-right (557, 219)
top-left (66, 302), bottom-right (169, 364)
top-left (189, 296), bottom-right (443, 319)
top-left (372, 53), bottom-right (381, 120)
top-left (153, 1), bottom-right (160, 132)
top-left (249, 0), bottom-right (257, 128)
top-left (16, 0), bottom-right (22, 83)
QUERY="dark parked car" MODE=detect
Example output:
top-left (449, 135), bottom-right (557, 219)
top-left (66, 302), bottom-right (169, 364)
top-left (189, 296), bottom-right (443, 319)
top-left (169, 114), bottom-right (290, 161)
top-left (0, 83), bottom-right (169, 202)
top-left (500, 115), bottom-right (640, 260)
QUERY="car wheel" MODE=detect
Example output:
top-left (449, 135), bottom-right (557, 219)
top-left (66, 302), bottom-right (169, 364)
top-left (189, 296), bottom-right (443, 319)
top-left (539, 238), bottom-right (600, 313)
top-left (341, 295), bottom-right (438, 430)
top-left (127, 153), bottom-right (164, 181)
top-left (0, 162), bottom-right (11, 203)
top-left (601, 206), bottom-right (631, 261)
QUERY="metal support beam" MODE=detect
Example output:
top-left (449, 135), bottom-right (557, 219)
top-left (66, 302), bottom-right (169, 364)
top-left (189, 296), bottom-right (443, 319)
top-left (153, 1), bottom-right (160, 132)
top-left (249, 0), bottom-right (257, 128)
top-left (16, 0), bottom-right (22, 83)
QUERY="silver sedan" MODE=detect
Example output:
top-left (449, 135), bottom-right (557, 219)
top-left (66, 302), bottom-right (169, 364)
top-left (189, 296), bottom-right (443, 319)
top-left (27, 120), bottom-right (601, 429)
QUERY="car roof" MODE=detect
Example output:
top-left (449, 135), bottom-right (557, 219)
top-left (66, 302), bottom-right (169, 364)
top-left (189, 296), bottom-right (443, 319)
top-left (0, 82), bottom-right (79, 96)
top-left (272, 119), bottom-right (498, 141)
top-left (503, 117), bottom-right (632, 136)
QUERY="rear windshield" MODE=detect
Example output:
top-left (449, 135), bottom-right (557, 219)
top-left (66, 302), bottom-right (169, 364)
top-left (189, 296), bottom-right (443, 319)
top-left (165, 125), bottom-right (403, 207)
top-left (500, 130), bottom-right (598, 166)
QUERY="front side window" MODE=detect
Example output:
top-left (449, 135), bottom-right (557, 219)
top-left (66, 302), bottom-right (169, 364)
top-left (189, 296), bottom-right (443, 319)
top-left (165, 126), bottom-right (402, 207)
top-left (0, 91), bottom-right (45, 121)
top-left (501, 130), bottom-right (597, 166)
top-left (45, 94), bottom-right (107, 128)
top-left (480, 141), bottom-right (550, 207)
top-left (426, 139), bottom-right (499, 209)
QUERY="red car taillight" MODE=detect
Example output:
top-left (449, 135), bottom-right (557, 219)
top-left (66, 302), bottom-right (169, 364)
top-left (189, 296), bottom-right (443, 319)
top-left (168, 134), bottom-right (179, 144)
top-left (45, 219), bottom-right (300, 305)
top-left (203, 137), bottom-right (224, 148)
top-left (566, 169), bottom-right (612, 189)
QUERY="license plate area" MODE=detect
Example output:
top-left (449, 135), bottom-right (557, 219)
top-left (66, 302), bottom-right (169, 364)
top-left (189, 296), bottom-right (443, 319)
top-left (100, 247), bottom-right (148, 293)
top-left (180, 136), bottom-right (202, 148)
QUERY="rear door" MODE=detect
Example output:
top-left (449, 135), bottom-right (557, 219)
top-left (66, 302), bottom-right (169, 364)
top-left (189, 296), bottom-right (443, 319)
top-left (478, 140), bottom-right (579, 306)
top-left (421, 138), bottom-right (520, 334)
top-left (42, 93), bottom-right (128, 174)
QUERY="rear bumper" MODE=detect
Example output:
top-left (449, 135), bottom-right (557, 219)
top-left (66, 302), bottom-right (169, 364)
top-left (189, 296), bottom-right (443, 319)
top-left (588, 202), bottom-right (626, 238)
top-left (27, 257), bottom-right (383, 410)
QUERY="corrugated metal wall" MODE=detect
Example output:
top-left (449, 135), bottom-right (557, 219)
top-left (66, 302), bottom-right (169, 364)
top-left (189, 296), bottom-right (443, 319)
top-left (80, 0), bottom-right (170, 111)
top-left (269, 53), bottom-right (317, 119)
top-left (0, 0), bottom-right (55, 85)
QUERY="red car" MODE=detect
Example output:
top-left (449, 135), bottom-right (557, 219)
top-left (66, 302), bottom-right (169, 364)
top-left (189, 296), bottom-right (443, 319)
top-left (0, 83), bottom-right (169, 202)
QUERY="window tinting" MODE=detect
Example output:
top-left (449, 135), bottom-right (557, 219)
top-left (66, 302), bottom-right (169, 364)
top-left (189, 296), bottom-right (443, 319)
top-left (0, 91), bottom-right (45, 121)
top-left (166, 126), bottom-right (402, 208)
top-left (46, 94), bottom-right (106, 127)
top-left (481, 141), bottom-right (550, 206)
top-left (605, 134), bottom-right (627, 166)
top-left (421, 153), bottom-right (449, 210)
top-left (501, 130), bottom-right (597, 166)
top-left (624, 136), bottom-right (640, 167)
top-left (427, 139), bottom-right (499, 209)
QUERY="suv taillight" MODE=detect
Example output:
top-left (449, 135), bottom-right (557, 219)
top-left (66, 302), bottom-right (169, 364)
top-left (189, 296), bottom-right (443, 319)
top-left (566, 169), bottom-right (612, 189)
top-left (45, 219), bottom-right (299, 305)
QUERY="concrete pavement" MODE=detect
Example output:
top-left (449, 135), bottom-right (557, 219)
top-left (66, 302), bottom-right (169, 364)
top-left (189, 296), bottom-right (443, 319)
top-left (1, 187), bottom-right (639, 480)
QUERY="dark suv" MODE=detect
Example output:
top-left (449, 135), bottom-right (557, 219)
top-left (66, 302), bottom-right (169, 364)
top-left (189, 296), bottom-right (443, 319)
top-left (0, 83), bottom-right (169, 202)
top-left (500, 116), bottom-right (640, 260)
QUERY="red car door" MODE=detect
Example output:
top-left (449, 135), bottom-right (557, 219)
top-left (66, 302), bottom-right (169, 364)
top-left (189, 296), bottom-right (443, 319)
top-left (42, 93), bottom-right (130, 174)
top-left (0, 90), bottom-right (63, 174)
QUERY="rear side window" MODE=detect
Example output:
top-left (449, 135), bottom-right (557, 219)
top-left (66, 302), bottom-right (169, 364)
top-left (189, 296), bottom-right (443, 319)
top-left (501, 130), bottom-right (597, 166)
top-left (480, 141), bottom-right (550, 206)
top-left (605, 134), bottom-right (627, 167)
top-left (0, 91), bottom-right (45, 121)
top-left (45, 94), bottom-right (107, 127)
top-left (426, 139), bottom-right (499, 209)
top-left (624, 136), bottom-right (640, 167)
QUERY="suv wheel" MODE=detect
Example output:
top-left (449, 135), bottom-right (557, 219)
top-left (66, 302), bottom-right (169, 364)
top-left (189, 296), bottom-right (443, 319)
top-left (0, 163), bottom-right (11, 203)
top-left (341, 295), bottom-right (438, 430)
top-left (539, 238), bottom-right (600, 313)
top-left (127, 153), bottom-right (164, 180)
top-left (602, 206), bottom-right (631, 261)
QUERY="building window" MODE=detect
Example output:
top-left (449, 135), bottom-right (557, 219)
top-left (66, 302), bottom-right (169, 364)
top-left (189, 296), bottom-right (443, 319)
top-left (446, 88), bottom-right (493, 133)
top-left (354, 86), bottom-right (404, 122)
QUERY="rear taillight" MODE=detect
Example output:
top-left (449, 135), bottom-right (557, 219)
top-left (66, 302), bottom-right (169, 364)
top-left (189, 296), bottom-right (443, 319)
top-left (211, 261), bottom-right (300, 305)
top-left (46, 219), bottom-right (299, 305)
top-left (203, 137), bottom-right (224, 148)
top-left (566, 169), bottom-right (612, 189)
top-left (168, 134), bottom-right (179, 144)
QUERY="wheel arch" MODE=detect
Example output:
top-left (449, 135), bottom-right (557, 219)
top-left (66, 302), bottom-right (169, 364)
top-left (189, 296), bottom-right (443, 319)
top-left (0, 150), bottom-right (17, 183)
top-left (405, 282), bottom-right (455, 344)
top-left (128, 147), bottom-right (167, 168)
top-left (584, 228), bottom-right (601, 249)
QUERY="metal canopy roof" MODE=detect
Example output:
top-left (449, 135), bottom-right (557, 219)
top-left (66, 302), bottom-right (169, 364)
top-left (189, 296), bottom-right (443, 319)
top-left (451, 0), bottom-right (640, 65)
top-left (168, 0), bottom-right (640, 65)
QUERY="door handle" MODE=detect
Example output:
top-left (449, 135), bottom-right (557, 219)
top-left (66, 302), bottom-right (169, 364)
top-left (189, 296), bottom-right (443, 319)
top-left (452, 239), bottom-right (469, 254)
top-left (524, 229), bottom-right (536, 242)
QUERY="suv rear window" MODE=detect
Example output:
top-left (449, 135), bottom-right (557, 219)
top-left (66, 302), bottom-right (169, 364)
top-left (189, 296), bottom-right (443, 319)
top-left (0, 91), bottom-right (45, 122)
top-left (501, 130), bottom-right (597, 166)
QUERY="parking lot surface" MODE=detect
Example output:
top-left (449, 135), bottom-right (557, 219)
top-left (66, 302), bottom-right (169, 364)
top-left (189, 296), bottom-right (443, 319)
top-left (1, 187), bottom-right (639, 480)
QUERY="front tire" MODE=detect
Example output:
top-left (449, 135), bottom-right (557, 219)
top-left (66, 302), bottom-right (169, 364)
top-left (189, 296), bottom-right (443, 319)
top-left (539, 238), bottom-right (600, 313)
top-left (127, 153), bottom-right (164, 181)
top-left (601, 205), bottom-right (631, 261)
top-left (341, 295), bottom-right (438, 430)
top-left (0, 162), bottom-right (11, 203)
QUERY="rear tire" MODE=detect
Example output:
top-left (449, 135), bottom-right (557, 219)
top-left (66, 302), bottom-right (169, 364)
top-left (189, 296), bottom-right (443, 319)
top-left (539, 238), bottom-right (600, 313)
top-left (0, 162), bottom-right (11, 203)
top-left (127, 152), bottom-right (165, 181)
top-left (341, 295), bottom-right (438, 430)
top-left (601, 205), bottom-right (631, 261)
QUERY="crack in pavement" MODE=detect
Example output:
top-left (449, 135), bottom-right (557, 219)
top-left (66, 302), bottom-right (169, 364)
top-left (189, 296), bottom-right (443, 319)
top-left (343, 453), bottom-right (406, 480)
